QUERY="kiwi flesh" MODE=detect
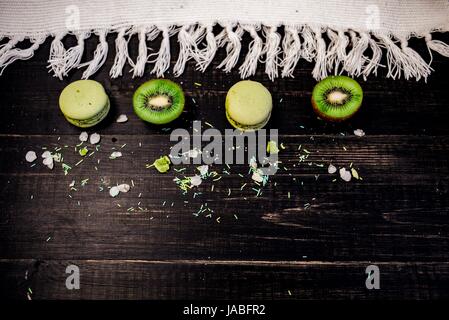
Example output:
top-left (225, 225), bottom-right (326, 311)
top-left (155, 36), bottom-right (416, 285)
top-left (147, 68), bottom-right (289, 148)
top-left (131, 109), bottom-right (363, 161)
top-left (133, 79), bottom-right (185, 125)
top-left (311, 76), bottom-right (363, 122)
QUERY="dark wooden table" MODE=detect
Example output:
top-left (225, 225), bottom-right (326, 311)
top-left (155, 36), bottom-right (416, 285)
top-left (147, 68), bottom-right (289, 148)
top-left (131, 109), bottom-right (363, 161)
top-left (1, 33), bottom-right (449, 300)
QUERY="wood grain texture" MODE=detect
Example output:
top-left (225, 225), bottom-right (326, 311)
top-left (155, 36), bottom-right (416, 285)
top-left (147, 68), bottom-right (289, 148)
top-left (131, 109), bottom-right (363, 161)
top-left (0, 31), bottom-right (448, 300)
top-left (1, 260), bottom-right (449, 300)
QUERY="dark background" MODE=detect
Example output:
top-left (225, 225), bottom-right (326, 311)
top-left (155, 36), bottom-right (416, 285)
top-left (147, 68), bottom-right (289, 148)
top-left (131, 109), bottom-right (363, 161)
top-left (0, 30), bottom-right (448, 299)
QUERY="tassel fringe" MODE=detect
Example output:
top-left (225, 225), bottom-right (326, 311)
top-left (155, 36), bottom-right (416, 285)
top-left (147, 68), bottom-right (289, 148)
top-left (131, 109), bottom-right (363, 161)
top-left (109, 28), bottom-right (131, 78)
top-left (281, 26), bottom-right (301, 78)
top-left (1, 23), bottom-right (448, 81)
top-left (262, 26), bottom-right (281, 81)
top-left (196, 24), bottom-right (217, 72)
top-left (0, 36), bottom-right (44, 76)
top-left (47, 32), bottom-right (88, 79)
top-left (80, 30), bottom-right (108, 79)
top-left (217, 24), bottom-right (243, 73)
top-left (239, 25), bottom-right (262, 79)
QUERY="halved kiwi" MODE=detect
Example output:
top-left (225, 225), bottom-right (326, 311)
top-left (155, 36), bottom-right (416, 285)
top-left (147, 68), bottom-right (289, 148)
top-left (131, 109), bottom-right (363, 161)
top-left (311, 76), bottom-right (363, 122)
top-left (133, 79), bottom-right (185, 125)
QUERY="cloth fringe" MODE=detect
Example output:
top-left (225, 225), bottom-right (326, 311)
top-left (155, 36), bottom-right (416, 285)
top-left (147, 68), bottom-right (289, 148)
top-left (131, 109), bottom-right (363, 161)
top-left (1, 23), bottom-right (448, 81)
top-left (48, 32), bottom-right (88, 79)
top-left (281, 26), bottom-right (301, 78)
top-left (196, 24), bottom-right (217, 72)
top-left (239, 25), bottom-right (262, 79)
top-left (0, 36), bottom-right (45, 76)
top-left (80, 30), bottom-right (108, 79)
top-left (109, 28), bottom-right (129, 78)
top-left (262, 26), bottom-right (282, 81)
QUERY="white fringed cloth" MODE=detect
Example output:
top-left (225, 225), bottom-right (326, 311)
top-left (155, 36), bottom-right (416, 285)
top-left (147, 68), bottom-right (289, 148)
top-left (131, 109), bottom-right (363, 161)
top-left (0, 0), bottom-right (448, 81)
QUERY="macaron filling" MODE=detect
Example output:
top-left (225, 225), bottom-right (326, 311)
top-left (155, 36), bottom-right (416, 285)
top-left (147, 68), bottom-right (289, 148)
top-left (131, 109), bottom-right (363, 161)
top-left (226, 109), bottom-right (271, 131)
top-left (63, 98), bottom-right (110, 127)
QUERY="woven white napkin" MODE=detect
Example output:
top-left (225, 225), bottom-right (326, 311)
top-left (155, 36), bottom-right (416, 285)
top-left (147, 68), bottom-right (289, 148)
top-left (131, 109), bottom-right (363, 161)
top-left (0, 0), bottom-right (448, 80)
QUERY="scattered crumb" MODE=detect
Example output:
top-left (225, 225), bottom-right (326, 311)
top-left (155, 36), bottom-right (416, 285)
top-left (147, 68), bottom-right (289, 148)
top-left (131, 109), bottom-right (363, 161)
top-left (79, 131), bottom-right (88, 142)
top-left (25, 151), bottom-right (37, 163)
top-left (339, 167), bottom-right (352, 182)
top-left (116, 114), bottom-right (128, 123)
top-left (328, 164), bottom-right (337, 174)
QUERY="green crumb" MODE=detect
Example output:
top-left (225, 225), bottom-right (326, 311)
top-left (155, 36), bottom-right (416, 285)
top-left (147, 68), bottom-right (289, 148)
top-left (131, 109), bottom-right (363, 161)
top-left (78, 146), bottom-right (88, 156)
top-left (267, 141), bottom-right (279, 154)
top-left (150, 156), bottom-right (171, 173)
top-left (62, 163), bottom-right (72, 175)
top-left (351, 168), bottom-right (360, 179)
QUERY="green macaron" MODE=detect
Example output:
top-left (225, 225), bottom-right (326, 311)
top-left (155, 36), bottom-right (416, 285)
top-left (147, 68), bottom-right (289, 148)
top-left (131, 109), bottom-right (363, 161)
top-left (59, 80), bottom-right (110, 127)
top-left (225, 80), bottom-right (272, 131)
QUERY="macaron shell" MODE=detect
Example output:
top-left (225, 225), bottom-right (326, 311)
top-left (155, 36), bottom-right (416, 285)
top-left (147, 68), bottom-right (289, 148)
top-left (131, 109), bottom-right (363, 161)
top-left (59, 80), bottom-right (109, 120)
top-left (225, 81), bottom-right (272, 126)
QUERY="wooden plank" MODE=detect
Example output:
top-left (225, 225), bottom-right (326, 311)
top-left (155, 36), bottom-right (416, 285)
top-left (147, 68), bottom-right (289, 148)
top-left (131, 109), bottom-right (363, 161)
top-left (1, 259), bottom-right (449, 299)
top-left (1, 135), bottom-right (449, 176)
top-left (0, 135), bottom-right (448, 262)
top-left (0, 36), bottom-right (449, 136)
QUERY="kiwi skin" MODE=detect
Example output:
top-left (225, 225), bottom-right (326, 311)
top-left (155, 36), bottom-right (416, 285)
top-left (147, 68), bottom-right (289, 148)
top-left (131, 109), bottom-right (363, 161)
top-left (311, 75), bottom-right (363, 122)
top-left (133, 79), bottom-right (185, 125)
